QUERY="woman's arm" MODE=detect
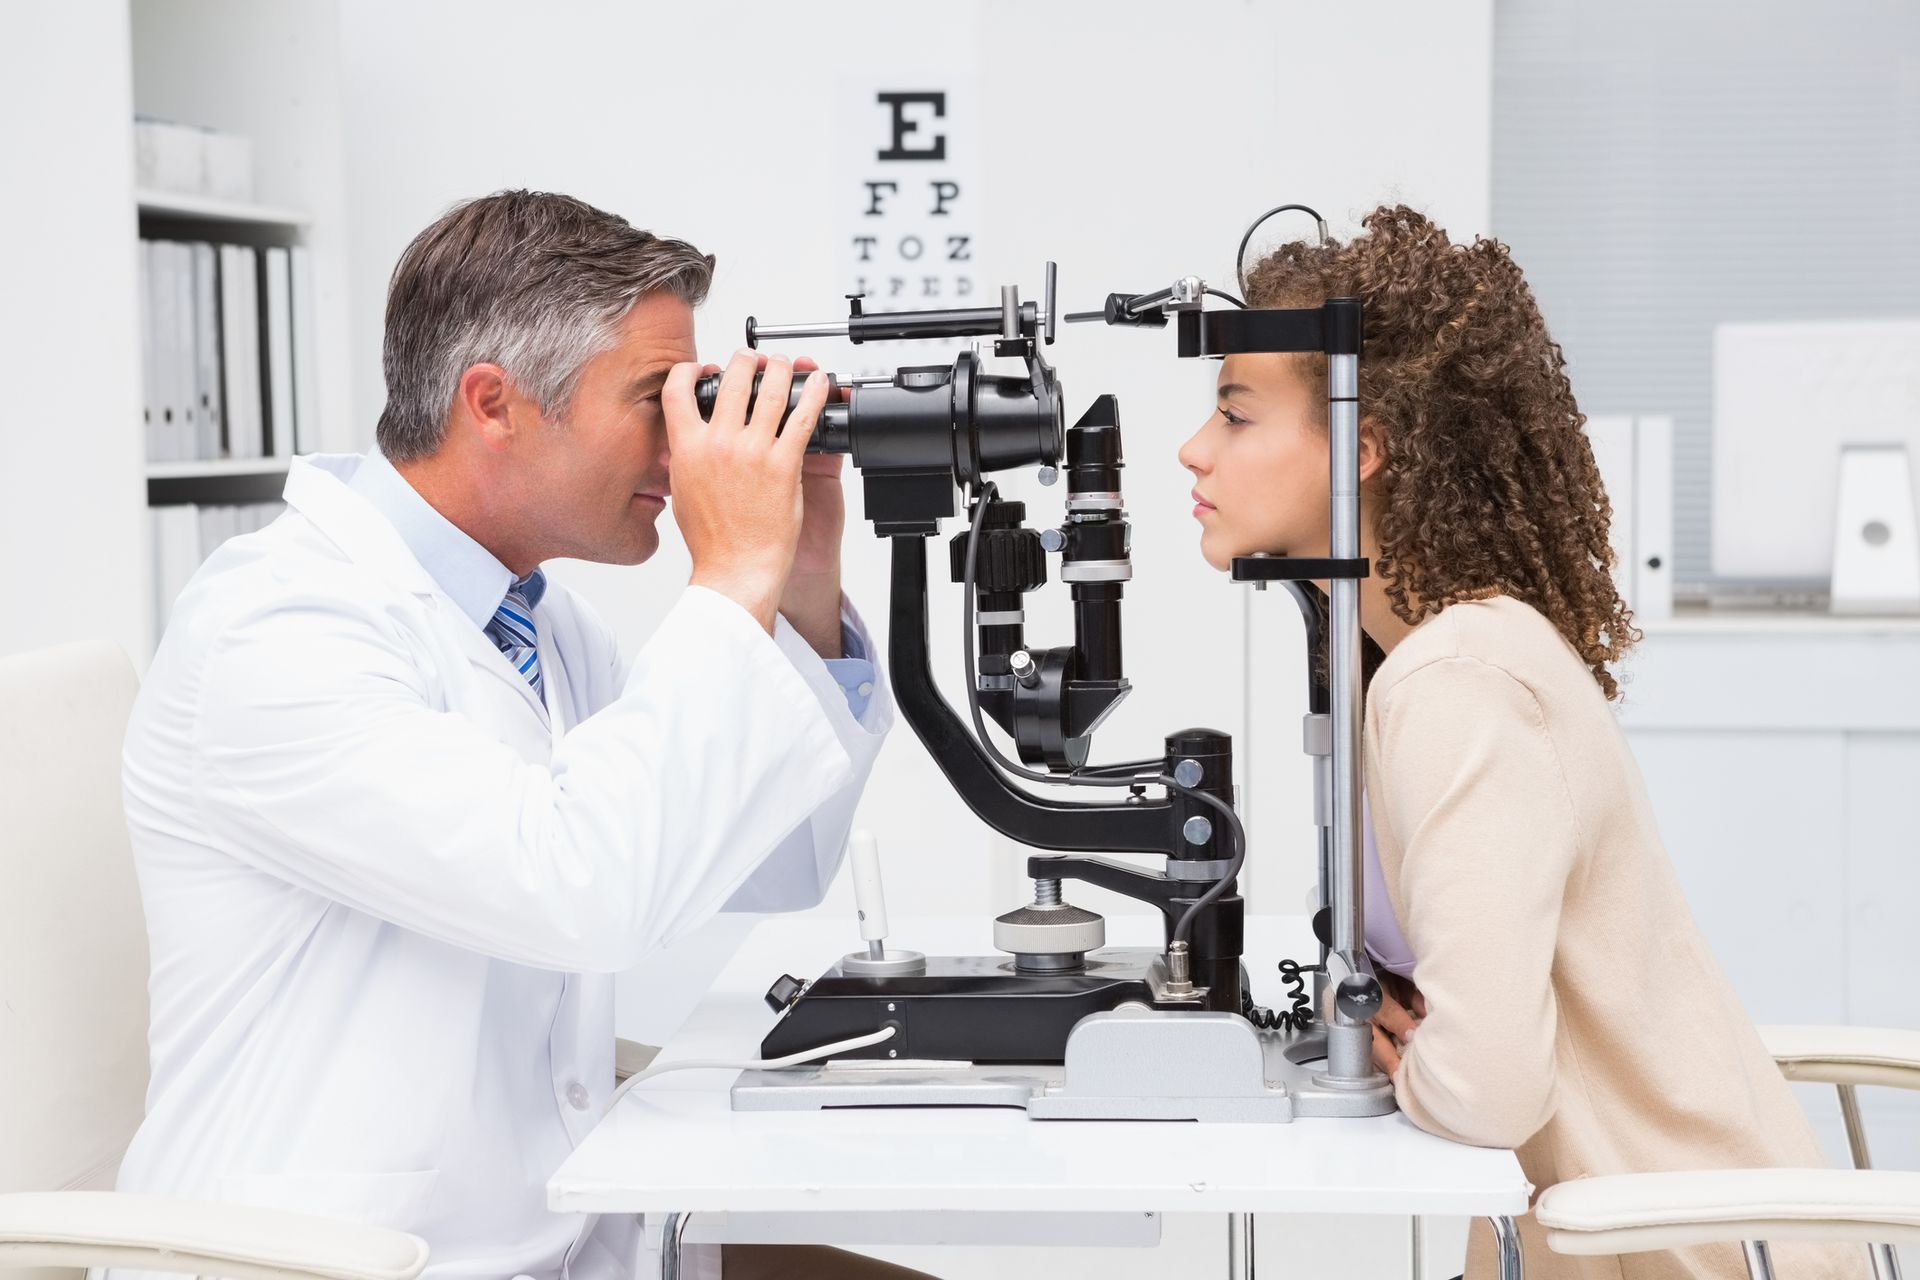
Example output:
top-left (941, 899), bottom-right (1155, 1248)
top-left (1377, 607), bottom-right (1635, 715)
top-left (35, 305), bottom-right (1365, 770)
top-left (1373, 655), bottom-right (1581, 1150)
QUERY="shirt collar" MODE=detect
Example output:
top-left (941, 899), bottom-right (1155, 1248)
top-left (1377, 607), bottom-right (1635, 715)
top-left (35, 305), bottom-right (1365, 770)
top-left (346, 449), bottom-right (533, 630)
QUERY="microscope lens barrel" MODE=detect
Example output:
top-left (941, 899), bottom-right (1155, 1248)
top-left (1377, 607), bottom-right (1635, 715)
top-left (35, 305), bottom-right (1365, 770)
top-left (692, 371), bottom-right (852, 453)
top-left (969, 370), bottom-right (1065, 476)
top-left (1066, 416), bottom-right (1123, 494)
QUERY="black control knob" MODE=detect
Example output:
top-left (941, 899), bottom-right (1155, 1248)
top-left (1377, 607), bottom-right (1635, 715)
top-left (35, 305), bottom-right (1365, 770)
top-left (764, 973), bottom-right (806, 1013)
top-left (949, 500), bottom-right (1048, 592)
top-left (1311, 907), bottom-right (1333, 949)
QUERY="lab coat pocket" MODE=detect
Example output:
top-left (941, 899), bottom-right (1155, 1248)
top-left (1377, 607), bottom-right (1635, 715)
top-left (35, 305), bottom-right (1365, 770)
top-left (215, 1167), bottom-right (440, 1232)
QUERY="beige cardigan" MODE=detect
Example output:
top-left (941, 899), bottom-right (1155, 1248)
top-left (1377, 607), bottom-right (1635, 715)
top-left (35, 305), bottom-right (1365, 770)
top-left (1361, 596), bottom-right (1862, 1280)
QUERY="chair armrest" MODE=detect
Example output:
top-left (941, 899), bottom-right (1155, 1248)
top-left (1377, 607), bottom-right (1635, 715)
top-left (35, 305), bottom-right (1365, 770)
top-left (1537, 1169), bottom-right (1920, 1255)
top-left (0, 1190), bottom-right (429, 1280)
top-left (615, 1037), bottom-right (660, 1083)
top-left (1759, 1025), bottom-right (1920, 1091)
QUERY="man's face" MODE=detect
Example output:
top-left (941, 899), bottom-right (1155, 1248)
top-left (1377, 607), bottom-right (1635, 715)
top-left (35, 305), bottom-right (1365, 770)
top-left (514, 293), bottom-right (694, 566)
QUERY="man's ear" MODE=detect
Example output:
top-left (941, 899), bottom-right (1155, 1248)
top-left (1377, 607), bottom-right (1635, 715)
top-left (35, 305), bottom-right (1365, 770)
top-left (454, 363), bottom-right (517, 454)
top-left (1357, 416), bottom-right (1387, 486)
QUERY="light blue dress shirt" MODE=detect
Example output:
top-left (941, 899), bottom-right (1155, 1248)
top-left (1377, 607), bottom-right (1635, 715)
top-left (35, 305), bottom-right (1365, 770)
top-left (346, 450), bottom-right (878, 717)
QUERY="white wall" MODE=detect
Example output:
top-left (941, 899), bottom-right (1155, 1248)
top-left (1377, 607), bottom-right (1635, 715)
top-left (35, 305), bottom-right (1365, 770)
top-left (333, 0), bottom-right (1493, 931)
top-left (0, 6), bottom-right (151, 661)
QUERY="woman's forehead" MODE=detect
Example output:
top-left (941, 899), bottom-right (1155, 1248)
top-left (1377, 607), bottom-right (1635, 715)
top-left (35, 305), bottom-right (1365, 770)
top-left (1217, 352), bottom-right (1305, 400)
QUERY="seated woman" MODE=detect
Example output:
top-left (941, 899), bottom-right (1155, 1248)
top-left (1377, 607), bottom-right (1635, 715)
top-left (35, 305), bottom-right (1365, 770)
top-left (1178, 204), bottom-right (1861, 1280)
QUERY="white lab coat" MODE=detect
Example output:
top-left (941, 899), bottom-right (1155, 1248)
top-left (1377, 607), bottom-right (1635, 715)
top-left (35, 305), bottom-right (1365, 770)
top-left (110, 455), bottom-right (892, 1280)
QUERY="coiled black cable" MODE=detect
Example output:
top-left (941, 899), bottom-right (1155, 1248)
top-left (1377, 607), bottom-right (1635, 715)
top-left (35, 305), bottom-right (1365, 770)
top-left (1242, 958), bottom-right (1319, 1033)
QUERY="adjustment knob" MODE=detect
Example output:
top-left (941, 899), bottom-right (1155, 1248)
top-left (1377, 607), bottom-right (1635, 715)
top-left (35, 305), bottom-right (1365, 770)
top-left (949, 501), bottom-right (1048, 592)
top-left (764, 973), bottom-right (806, 1013)
top-left (1336, 973), bottom-right (1383, 1022)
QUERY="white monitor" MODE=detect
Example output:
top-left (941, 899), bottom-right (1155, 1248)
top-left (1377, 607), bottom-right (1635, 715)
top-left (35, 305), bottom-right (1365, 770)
top-left (1712, 318), bottom-right (1920, 581)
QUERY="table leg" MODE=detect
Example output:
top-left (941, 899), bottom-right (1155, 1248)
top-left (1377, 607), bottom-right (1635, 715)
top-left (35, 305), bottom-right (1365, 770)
top-left (1227, 1212), bottom-right (1256, 1279)
top-left (1410, 1215), bottom-right (1425, 1280)
top-left (1489, 1215), bottom-right (1523, 1280)
top-left (659, 1211), bottom-right (691, 1280)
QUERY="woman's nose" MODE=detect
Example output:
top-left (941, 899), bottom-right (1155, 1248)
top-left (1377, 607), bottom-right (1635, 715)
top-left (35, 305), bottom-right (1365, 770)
top-left (1177, 426), bottom-right (1209, 475)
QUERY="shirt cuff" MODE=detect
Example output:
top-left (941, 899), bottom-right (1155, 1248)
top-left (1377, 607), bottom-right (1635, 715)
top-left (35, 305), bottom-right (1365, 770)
top-left (822, 642), bottom-right (878, 721)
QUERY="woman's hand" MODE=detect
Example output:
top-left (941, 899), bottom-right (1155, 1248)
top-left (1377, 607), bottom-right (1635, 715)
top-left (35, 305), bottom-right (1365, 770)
top-left (1370, 972), bottom-right (1427, 1076)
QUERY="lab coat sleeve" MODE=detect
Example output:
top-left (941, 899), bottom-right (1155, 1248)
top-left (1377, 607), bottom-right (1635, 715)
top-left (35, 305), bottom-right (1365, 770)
top-left (1373, 656), bottom-right (1578, 1151)
top-left (189, 584), bottom-right (856, 973)
top-left (719, 594), bottom-right (894, 913)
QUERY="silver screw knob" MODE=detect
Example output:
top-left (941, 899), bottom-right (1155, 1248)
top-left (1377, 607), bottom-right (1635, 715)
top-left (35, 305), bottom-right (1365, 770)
top-left (1173, 759), bottom-right (1203, 788)
top-left (1182, 815), bottom-right (1214, 845)
top-left (1037, 465), bottom-right (1059, 486)
top-left (1039, 527), bottom-right (1066, 553)
top-left (1009, 649), bottom-right (1041, 688)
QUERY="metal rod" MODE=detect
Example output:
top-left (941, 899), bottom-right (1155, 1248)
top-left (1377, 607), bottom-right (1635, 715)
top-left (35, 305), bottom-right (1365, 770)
top-left (751, 321), bottom-right (852, 341)
top-left (1839, 1083), bottom-right (1874, 1169)
top-left (1327, 351), bottom-right (1361, 966)
top-left (1490, 1215), bottom-right (1524, 1280)
top-left (1410, 1215), bottom-right (1425, 1280)
top-left (1228, 1212), bottom-right (1256, 1280)
top-left (1322, 348), bottom-right (1373, 1082)
top-left (659, 1211), bottom-right (691, 1280)
top-left (1870, 1242), bottom-right (1905, 1280)
top-left (1742, 1240), bottom-right (1777, 1280)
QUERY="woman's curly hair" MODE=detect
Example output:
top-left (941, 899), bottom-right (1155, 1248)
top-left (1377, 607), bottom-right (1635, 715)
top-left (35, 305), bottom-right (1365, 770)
top-left (1244, 204), bottom-right (1640, 698)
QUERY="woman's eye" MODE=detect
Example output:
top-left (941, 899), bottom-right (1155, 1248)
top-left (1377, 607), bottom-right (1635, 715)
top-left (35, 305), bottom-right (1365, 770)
top-left (1220, 408), bottom-right (1248, 427)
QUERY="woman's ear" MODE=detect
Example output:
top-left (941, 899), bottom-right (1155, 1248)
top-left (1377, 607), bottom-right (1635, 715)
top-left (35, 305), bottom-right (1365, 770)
top-left (1357, 416), bottom-right (1387, 486)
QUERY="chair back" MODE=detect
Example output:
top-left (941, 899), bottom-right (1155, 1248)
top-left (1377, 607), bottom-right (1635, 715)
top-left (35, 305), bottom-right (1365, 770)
top-left (0, 639), bottom-right (150, 1215)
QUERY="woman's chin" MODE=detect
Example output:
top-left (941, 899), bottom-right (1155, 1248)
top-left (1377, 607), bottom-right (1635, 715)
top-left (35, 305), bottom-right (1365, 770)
top-left (1197, 534), bottom-right (1231, 573)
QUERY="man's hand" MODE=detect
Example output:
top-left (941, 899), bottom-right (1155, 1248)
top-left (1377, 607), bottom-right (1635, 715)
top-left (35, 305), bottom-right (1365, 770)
top-left (778, 358), bottom-right (851, 657)
top-left (664, 350), bottom-right (826, 634)
top-left (1370, 972), bottom-right (1427, 1076)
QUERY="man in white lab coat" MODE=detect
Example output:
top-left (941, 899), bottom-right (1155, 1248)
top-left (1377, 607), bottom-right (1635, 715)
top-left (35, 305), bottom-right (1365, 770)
top-left (115, 191), bottom-right (932, 1280)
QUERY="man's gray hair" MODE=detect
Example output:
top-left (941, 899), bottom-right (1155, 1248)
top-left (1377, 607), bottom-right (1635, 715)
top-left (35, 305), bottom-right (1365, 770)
top-left (376, 190), bottom-right (715, 461)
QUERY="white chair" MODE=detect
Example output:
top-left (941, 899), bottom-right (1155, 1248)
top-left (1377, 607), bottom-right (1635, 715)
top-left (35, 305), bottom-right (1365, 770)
top-left (0, 639), bottom-right (430, 1280)
top-left (1537, 1025), bottom-right (1920, 1280)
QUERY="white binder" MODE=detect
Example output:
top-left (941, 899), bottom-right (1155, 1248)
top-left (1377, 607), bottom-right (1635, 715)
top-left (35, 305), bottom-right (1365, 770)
top-left (290, 245), bottom-right (319, 454)
top-left (191, 243), bottom-right (222, 462)
top-left (263, 246), bottom-right (295, 458)
top-left (220, 245), bottom-right (262, 459)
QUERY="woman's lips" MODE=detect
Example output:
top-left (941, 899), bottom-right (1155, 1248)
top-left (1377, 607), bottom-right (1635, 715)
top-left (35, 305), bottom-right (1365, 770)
top-left (1191, 489), bottom-right (1216, 519)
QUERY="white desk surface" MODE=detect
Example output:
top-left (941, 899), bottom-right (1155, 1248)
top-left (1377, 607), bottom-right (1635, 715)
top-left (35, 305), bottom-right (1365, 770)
top-left (550, 914), bottom-right (1530, 1221)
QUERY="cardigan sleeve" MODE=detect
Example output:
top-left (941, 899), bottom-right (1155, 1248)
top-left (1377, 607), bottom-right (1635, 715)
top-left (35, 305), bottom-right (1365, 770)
top-left (1374, 655), bottom-right (1581, 1150)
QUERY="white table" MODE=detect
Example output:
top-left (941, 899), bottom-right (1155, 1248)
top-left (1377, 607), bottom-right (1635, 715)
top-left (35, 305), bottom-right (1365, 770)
top-left (550, 915), bottom-right (1531, 1279)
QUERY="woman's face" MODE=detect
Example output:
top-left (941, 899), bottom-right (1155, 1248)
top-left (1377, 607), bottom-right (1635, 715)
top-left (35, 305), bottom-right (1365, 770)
top-left (1178, 353), bottom-right (1334, 571)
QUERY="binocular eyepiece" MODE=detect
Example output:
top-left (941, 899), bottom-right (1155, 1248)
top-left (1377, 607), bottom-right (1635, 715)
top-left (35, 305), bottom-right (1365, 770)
top-left (691, 371), bottom-right (853, 452)
top-left (691, 355), bottom-right (1064, 487)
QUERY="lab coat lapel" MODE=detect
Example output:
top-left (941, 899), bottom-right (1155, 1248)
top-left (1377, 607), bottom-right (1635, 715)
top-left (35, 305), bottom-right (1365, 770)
top-left (285, 456), bottom-right (551, 726)
top-left (282, 455), bottom-right (441, 600)
top-left (456, 618), bottom-right (551, 725)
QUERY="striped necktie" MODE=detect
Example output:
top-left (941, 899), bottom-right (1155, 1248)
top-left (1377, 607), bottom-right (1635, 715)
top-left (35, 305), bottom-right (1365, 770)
top-left (485, 569), bottom-right (546, 697)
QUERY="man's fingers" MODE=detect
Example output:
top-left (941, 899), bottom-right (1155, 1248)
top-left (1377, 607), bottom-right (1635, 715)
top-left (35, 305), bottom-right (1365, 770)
top-left (709, 348), bottom-right (762, 429)
top-left (1371, 1025), bottom-right (1401, 1075)
top-left (748, 356), bottom-right (795, 439)
top-left (776, 369), bottom-right (828, 460)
